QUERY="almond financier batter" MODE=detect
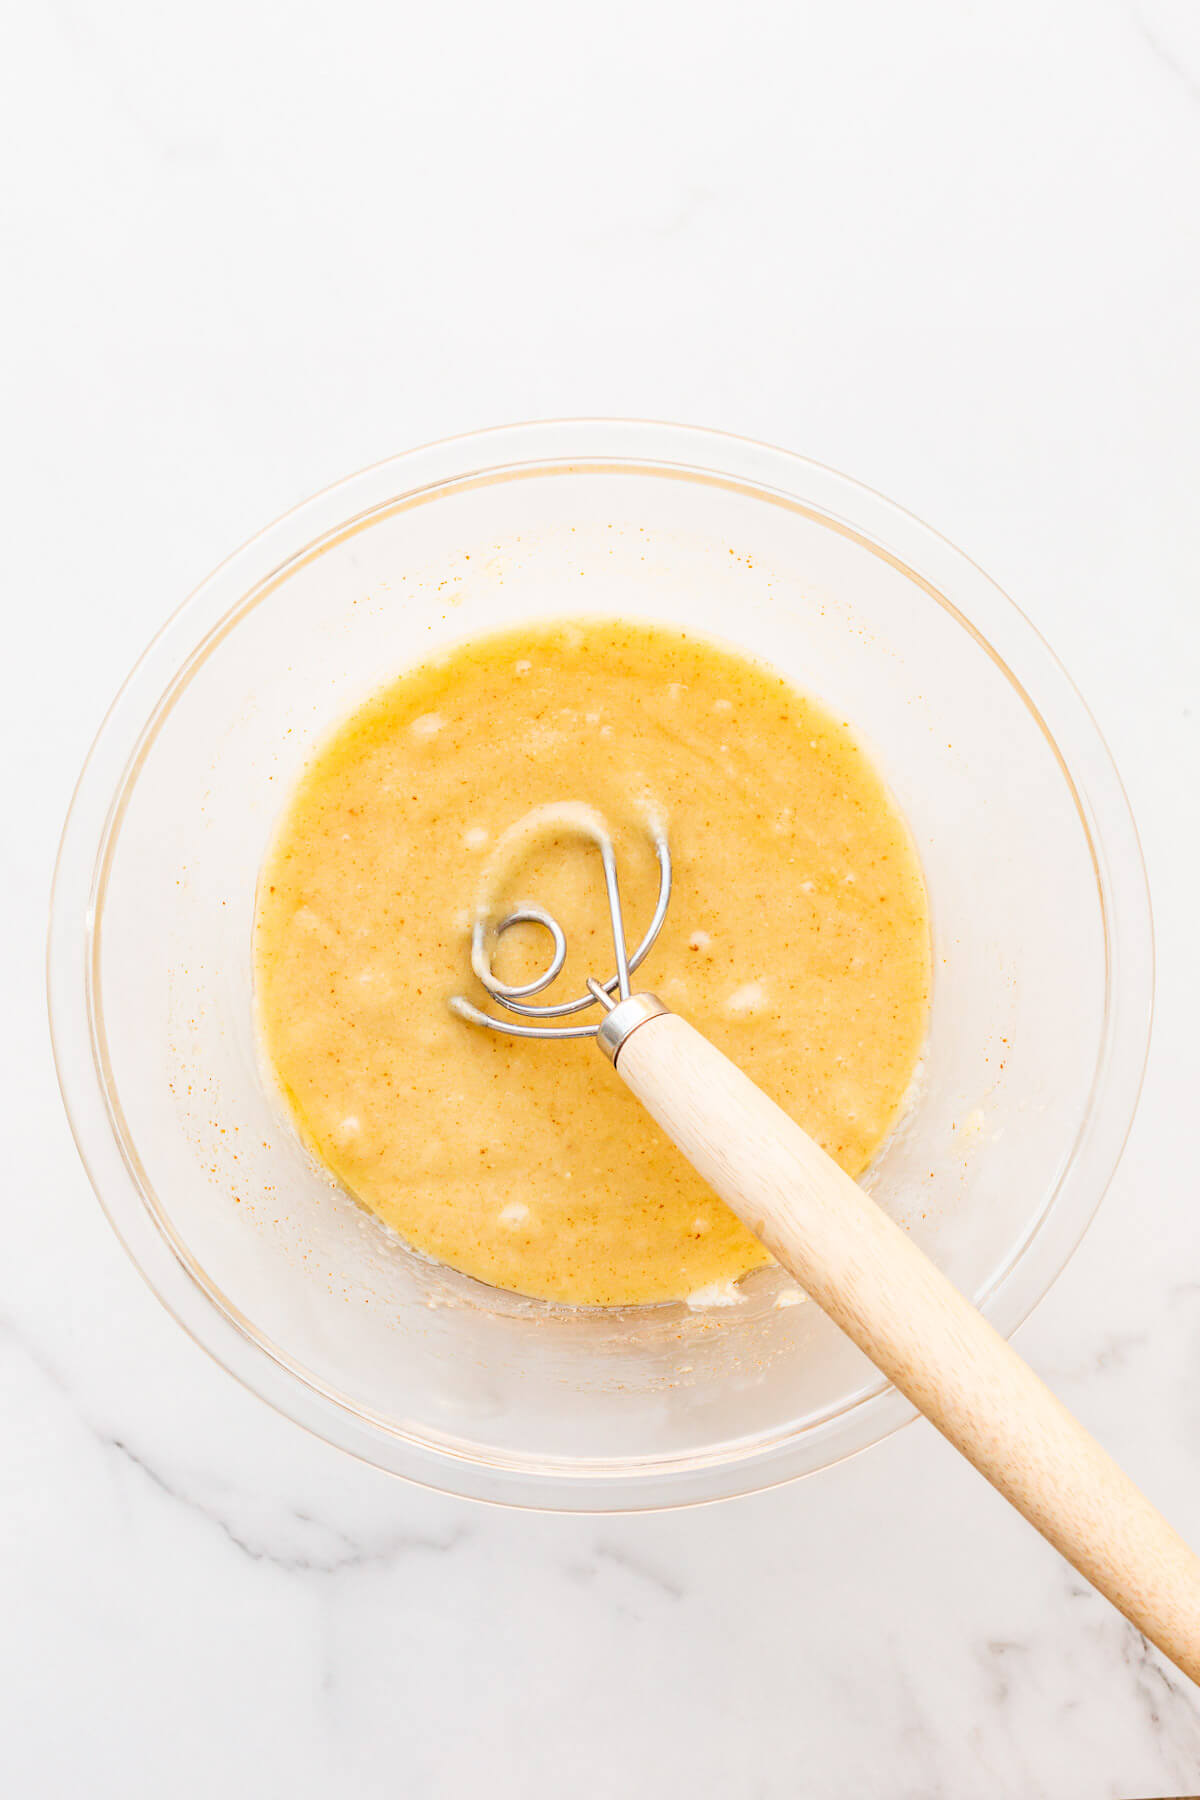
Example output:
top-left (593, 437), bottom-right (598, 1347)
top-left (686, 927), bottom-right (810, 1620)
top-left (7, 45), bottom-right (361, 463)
top-left (255, 619), bottom-right (930, 1305)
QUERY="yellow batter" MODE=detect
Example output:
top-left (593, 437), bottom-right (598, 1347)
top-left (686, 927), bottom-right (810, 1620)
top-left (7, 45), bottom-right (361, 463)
top-left (255, 619), bottom-right (930, 1305)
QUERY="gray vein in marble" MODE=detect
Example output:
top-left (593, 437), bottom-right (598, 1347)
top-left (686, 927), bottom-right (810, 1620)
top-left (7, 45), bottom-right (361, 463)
top-left (577, 183), bottom-right (718, 250)
top-left (1067, 1576), bottom-right (1200, 1784)
top-left (47, 0), bottom-right (215, 161)
top-left (1130, 4), bottom-right (1200, 107)
top-left (0, 1312), bottom-right (467, 1577)
top-left (594, 1541), bottom-right (685, 1599)
top-left (880, 1659), bottom-right (948, 1800)
top-left (653, 184), bottom-right (716, 243)
top-left (108, 1435), bottom-right (467, 1575)
top-left (1044, 1327), bottom-right (1149, 1384)
top-left (969, 1639), bottom-right (1046, 1796)
top-left (565, 1541), bottom-right (684, 1602)
top-left (0, 1312), bottom-right (68, 1394)
top-left (977, 1637), bottom-right (1030, 1708)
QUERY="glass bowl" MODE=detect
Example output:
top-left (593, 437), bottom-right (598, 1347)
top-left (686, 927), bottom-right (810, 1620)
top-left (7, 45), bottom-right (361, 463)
top-left (48, 420), bottom-right (1152, 1509)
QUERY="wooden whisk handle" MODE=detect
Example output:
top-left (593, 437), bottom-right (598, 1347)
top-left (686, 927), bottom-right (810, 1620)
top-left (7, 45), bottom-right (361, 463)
top-left (610, 1006), bottom-right (1200, 1684)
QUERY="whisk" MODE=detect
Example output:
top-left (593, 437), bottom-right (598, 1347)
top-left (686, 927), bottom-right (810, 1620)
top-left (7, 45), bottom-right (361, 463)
top-left (453, 807), bottom-right (1200, 1684)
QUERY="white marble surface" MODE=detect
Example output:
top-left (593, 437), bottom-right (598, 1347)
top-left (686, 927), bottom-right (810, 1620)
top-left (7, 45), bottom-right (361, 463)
top-left (4, 0), bottom-right (1200, 1792)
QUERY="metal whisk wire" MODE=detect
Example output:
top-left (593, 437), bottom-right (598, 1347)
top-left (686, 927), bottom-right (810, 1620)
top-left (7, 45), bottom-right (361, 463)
top-left (449, 813), bottom-right (671, 1040)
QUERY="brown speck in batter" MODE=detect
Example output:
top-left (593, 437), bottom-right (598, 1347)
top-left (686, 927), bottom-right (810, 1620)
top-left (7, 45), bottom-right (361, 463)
top-left (255, 619), bottom-right (929, 1306)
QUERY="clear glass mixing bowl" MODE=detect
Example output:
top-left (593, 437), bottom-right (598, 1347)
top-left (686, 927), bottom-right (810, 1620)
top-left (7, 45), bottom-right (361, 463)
top-left (48, 420), bottom-right (1152, 1509)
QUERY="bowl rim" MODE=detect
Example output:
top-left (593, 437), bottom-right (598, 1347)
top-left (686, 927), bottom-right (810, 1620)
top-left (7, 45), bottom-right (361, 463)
top-left (47, 417), bottom-right (1154, 1510)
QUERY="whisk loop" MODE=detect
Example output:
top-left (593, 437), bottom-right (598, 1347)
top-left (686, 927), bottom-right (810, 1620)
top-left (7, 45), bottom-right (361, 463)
top-left (449, 806), bottom-right (671, 1039)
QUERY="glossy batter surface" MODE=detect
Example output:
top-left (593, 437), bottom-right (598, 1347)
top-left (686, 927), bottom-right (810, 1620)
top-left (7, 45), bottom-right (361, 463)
top-left (255, 620), bottom-right (930, 1305)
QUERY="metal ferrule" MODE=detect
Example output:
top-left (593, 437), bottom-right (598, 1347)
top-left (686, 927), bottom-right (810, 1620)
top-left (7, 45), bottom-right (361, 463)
top-left (595, 992), bottom-right (670, 1065)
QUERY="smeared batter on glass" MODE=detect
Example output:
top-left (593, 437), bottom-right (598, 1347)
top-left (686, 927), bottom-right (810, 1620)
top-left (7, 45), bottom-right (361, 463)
top-left (255, 619), bottom-right (930, 1305)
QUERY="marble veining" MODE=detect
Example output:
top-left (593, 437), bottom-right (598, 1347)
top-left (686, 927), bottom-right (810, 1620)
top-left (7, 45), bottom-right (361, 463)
top-left (7, 0), bottom-right (1200, 1790)
top-left (1130, 1), bottom-right (1200, 107)
top-left (109, 1437), bottom-right (472, 1577)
